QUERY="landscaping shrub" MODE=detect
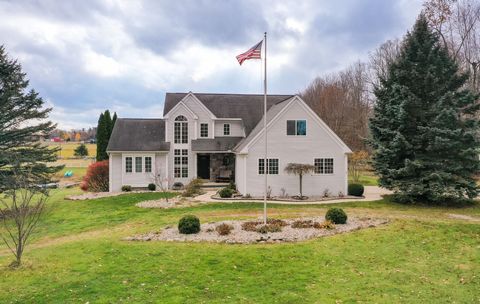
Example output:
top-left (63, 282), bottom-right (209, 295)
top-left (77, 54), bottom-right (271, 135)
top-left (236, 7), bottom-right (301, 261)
top-left (181, 179), bottom-right (204, 197)
top-left (256, 223), bottom-right (282, 234)
top-left (241, 220), bottom-right (260, 232)
top-left (218, 187), bottom-right (234, 198)
top-left (228, 181), bottom-right (236, 191)
top-left (267, 218), bottom-right (288, 226)
top-left (292, 220), bottom-right (314, 228)
top-left (81, 160), bottom-right (109, 192)
top-left (215, 223), bottom-right (234, 236)
top-left (325, 208), bottom-right (348, 224)
top-left (313, 220), bottom-right (335, 229)
top-left (178, 215), bottom-right (201, 234)
top-left (172, 182), bottom-right (184, 190)
top-left (121, 185), bottom-right (132, 192)
top-left (147, 183), bottom-right (156, 191)
top-left (348, 183), bottom-right (364, 196)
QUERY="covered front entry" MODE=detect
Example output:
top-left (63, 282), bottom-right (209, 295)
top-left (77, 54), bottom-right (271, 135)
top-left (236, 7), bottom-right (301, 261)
top-left (197, 154), bottom-right (210, 179)
top-left (196, 153), bottom-right (235, 182)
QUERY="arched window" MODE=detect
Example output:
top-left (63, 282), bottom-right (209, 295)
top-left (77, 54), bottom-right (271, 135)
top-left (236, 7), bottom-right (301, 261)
top-left (174, 115), bottom-right (188, 143)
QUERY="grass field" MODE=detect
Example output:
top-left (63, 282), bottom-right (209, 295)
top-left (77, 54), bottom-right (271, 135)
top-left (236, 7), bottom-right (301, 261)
top-left (45, 141), bottom-right (97, 160)
top-left (0, 188), bottom-right (479, 303)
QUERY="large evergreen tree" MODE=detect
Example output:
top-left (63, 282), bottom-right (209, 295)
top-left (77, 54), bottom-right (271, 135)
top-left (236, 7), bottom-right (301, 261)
top-left (96, 112), bottom-right (108, 161)
top-left (0, 45), bottom-right (62, 189)
top-left (369, 15), bottom-right (480, 204)
top-left (96, 110), bottom-right (117, 161)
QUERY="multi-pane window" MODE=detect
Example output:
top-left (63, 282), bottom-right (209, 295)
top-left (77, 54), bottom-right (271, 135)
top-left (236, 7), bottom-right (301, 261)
top-left (135, 157), bottom-right (142, 173)
top-left (223, 123), bottom-right (230, 136)
top-left (125, 157), bottom-right (132, 173)
top-left (258, 158), bottom-right (279, 175)
top-left (286, 120), bottom-right (307, 136)
top-left (200, 123), bottom-right (208, 137)
top-left (145, 157), bottom-right (152, 173)
top-left (174, 149), bottom-right (188, 178)
top-left (314, 158), bottom-right (334, 174)
top-left (174, 115), bottom-right (188, 143)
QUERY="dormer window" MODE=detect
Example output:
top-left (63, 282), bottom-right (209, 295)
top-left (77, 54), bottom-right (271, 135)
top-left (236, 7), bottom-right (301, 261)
top-left (286, 120), bottom-right (306, 136)
top-left (174, 115), bottom-right (188, 143)
top-left (223, 123), bottom-right (230, 136)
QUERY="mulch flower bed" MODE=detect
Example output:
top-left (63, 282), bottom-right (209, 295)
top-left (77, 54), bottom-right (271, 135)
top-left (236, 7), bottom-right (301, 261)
top-left (124, 217), bottom-right (389, 244)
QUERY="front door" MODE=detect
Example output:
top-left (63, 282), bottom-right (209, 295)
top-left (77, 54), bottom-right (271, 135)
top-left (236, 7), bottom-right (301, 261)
top-left (197, 154), bottom-right (210, 179)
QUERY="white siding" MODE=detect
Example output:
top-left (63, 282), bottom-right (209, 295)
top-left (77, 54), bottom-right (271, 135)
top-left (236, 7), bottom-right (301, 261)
top-left (214, 120), bottom-right (244, 137)
top-left (235, 154), bottom-right (247, 194)
top-left (121, 153), bottom-right (156, 188)
top-left (241, 99), bottom-right (348, 197)
top-left (110, 153), bottom-right (122, 192)
top-left (183, 94), bottom-right (215, 139)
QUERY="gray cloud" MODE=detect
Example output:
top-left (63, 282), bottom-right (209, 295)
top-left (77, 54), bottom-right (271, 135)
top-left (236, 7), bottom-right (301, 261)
top-left (0, 0), bottom-right (423, 129)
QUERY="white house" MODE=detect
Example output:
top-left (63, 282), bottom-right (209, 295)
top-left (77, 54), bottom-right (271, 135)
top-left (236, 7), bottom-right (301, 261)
top-left (107, 92), bottom-right (352, 196)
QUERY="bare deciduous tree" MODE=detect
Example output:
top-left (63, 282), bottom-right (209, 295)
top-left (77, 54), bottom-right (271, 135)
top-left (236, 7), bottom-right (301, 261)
top-left (150, 168), bottom-right (173, 202)
top-left (0, 168), bottom-right (48, 267)
top-left (424, 0), bottom-right (480, 92)
top-left (301, 62), bottom-right (371, 151)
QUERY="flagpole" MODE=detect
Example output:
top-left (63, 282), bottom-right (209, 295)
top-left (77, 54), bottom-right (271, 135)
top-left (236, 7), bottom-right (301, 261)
top-left (263, 32), bottom-right (267, 225)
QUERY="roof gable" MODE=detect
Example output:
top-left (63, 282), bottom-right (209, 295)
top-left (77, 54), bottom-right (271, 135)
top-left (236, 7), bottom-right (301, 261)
top-left (235, 96), bottom-right (352, 154)
top-left (164, 93), bottom-right (294, 135)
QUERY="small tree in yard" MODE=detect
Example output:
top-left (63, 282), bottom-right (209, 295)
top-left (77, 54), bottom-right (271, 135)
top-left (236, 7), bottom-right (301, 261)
top-left (80, 160), bottom-right (109, 192)
top-left (369, 15), bottom-right (480, 204)
top-left (74, 144), bottom-right (89, 157)
top-left (150, 168), bottom-right (173, 202)
top-left (284, 163), bottom-right (315, 199)
top-left (0, 168), bottom-right (48, 267)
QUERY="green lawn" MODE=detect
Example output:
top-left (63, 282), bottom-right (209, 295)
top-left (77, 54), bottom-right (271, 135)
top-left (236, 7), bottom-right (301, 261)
top-left (349, 170), bottom-right (379, 186)
top-left (0, 188), bottom-right (479, 303)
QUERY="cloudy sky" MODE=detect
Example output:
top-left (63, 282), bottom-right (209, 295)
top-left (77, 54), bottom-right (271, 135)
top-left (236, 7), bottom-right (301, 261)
top-left (1, 0), bottom-right (423, 129)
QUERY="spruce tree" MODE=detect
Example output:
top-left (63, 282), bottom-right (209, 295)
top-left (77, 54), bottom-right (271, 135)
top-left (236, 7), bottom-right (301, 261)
top-left (112, 112), bottom-right (117, 132)
top-left (0, 45), bottom-right (62, 189)
top-left (369, 15), bottom-right (480, 204)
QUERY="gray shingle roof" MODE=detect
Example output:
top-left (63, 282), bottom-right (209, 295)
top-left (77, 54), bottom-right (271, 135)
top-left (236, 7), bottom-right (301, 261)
top-left (164, 93), bottom-right (294, 136)
top-left (191, 137), bottom-right (244, 152)
top-left (107, 119), bottom-right (170, 152)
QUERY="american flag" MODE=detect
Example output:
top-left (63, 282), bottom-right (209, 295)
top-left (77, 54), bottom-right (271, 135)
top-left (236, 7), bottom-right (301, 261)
top-left (236, 40), bottom-right (263, 65)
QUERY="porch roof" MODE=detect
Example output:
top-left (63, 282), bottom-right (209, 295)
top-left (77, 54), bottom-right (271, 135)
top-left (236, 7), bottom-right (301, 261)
top-left (191, 137), bottom-right (243, 152)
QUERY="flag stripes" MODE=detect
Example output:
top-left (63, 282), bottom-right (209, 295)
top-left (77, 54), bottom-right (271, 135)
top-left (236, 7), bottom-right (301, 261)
top-left (236, 40), bottom-right (262, 65)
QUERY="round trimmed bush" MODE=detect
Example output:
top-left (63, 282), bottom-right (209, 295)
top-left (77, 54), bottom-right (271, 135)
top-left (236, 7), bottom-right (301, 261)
top-left (325, 208), bottom-right (347, 224)
top-left (178, 215), bottom-right (201, 234)
top-left (218, 187), bottom-right (234, 198)
top-left (147, 183), bottom-right (156, 191)
top-left (348, 183), bottom-right (364, 196)
top-left (121, 185), bottom-right (132, 192)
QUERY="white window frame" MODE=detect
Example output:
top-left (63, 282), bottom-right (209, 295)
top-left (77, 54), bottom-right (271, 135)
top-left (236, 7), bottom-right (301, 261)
top-left (286, 119), bottom-right (307, 136)
top-left (174, 149), bottom-right (188, 178)
top-left (174, 115), bottom-right (188, 144)
top-left (258, 158), bottom-right (279, 175)
top-left (145, 156), bottom-right (152, 173)
top-left (223, 123), bottom-right (230, 136)
top-left (135, 156), bottom-right (142, 173)
top-left (200, 123), bottom-right (209, 138)
top-left (125, 156), bottom-right (133, 173)
top-left (314, 157), bottom-right (334, 175)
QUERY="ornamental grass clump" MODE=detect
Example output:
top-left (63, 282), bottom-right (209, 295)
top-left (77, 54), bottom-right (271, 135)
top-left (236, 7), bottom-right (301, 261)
top-left (215, 223), bottom-right (234, 236)
top-left (178, 215), bottom-right (201, 234)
